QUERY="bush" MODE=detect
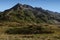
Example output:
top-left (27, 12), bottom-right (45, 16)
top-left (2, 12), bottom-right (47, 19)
top-left (5, 25), bottom-right (54, 34)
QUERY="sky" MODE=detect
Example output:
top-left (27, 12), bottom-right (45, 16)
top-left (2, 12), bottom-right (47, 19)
top-left (0, 0), bottom-right (60, 12)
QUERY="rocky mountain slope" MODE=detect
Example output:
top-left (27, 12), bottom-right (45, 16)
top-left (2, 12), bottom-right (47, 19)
top-left (0, 3), bottom-right (60, 24)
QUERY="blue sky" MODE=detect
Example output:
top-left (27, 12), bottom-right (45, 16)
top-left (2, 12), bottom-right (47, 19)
top-left (0, 0), bottom-right (60, 12)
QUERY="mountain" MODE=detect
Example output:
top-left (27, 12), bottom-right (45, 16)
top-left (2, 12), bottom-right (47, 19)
top-left (0, 3), bottom-right (60, 24)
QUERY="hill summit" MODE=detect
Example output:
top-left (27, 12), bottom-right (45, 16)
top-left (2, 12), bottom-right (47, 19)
top-left (0, 3), bottom-right (60, 24)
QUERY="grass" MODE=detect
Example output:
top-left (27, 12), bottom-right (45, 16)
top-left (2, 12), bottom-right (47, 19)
top-left (0, 22), bottom-right (60, 40)
top-left (0, 34), bottom-right (60, 40)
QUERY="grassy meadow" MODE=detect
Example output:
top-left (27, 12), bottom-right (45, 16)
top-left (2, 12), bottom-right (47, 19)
top-left (0, 22), bottom-right (60, 40)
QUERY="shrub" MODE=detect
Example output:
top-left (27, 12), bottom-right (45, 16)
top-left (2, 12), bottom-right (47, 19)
top-left (5, 25), bottom-right (54, 34)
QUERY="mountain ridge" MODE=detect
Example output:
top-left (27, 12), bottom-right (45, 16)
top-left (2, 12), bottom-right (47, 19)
top-left (0, 3), bottom-right (60, 24)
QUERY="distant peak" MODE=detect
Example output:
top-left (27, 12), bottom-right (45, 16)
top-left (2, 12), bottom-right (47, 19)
top-left (17, 3), bottom-right (20, 5)
top-left (11, 3), bottom-right (23, 10)
top-left (15, 3), bottom-right (22, 6)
